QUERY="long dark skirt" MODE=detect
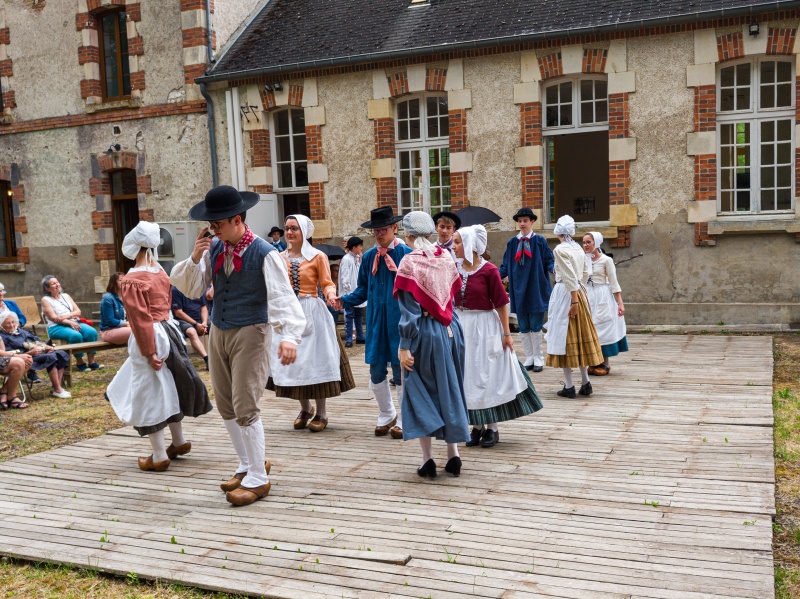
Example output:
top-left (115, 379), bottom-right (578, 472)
top-left (134, 322), bottom-right (213, 436)
top-left (32, 350), bottom-right (70, 373)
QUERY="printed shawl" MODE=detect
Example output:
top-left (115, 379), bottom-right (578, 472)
top-left (393, 247), bottom-right (461, 326)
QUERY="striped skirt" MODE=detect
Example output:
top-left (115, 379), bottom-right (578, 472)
top-left (267, 334), bottom-right (356, 400)
top-left (546, 291), bottom-right (604, 369)
top-left (468, 361), bottom-right (543, 426)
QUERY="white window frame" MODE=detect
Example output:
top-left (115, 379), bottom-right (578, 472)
top-left (270, 107), bottom-right (308, 192)
top-left (395, 94), bottom-right (451, 215)
top-left (716, 57), bottom-right (795, 216)
top-left (542, 75), bottom-right (610, 223)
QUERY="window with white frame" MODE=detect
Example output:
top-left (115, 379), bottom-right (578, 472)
top-left (717, 58), bottom-right (795, 214)
top-left (395, 95), bottom-right (450, 215)
top-left (543, 75), bottom-right (609, 223)
top-left (271, 108), bottom-right (308, 190)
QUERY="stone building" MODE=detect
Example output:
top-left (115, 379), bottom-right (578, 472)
top-left (197, 0), bottom-right (800, 325)
top-left (0, 0), bottom-right (262, 306)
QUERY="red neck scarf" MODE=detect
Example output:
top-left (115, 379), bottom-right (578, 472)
top-left (372, 238), bottom-right (400, 275)
top-left (393, 247), bottom-right (461, 326)
top-left (214, 225), bottom-right (255, 274)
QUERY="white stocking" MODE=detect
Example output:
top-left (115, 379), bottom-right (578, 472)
top-left (224, 418), bottom-right (250, 474)
top-left (168, 422), bottom-right (186, 447)
top-left (148, 429), bottom-right (168, 463)
top-left (419, 436), bottom-right (433, 465)
top-left (562, 368), bottom-right (574, 388)
top-left (447, 443), bottom-right (460, 460)
top-left (580, 367), bottom-right (590, 385)
top-left (531, 331), bottom-right (545, 367)
top-left (373, 379), bottom-right (397, 426)
top-left (315, 397), bottom-right (327, 419)
top-left (299, 398), bottom-right (312, 413)
top-left (240, 419), bottom-right (268, 488)
top-left (520, 333), bottom-right (535, 367)
top-left (394, 384), bottom-right (403, 429)
top-left (487, 423), bottom-right (498, 432)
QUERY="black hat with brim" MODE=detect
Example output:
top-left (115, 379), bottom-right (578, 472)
top-left (189, 185), bottom-right (260, 221)
top-left (346, 236), bottom-right (364, 249)
top-left (512, 207), bottom-right (538, 222)
top-left (360, 206), bottom-right (403, 229)
top-left (268, 226), bottom-right (284, 236)
top-left (432, 210), bottom-right (462, 230)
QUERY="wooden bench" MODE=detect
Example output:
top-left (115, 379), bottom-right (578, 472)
top-left (6, 295), bottom-right (48, 337)
top-left (55, 341), bottom-right (120, 388)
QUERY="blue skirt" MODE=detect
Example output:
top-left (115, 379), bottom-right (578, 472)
top-left (601, 336), bottom-right (629, 358)
top-left (401, 314), bottom-right (470, 444)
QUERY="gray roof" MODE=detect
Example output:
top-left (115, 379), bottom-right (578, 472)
top-left (201, 0), bottom-right (800, 82)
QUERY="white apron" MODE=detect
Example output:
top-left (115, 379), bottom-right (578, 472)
top-left (107, 321), bottom-right (181, 427)
top-left (544, 283), bottom-right (590, 356)
top-left (586, 281), bottom-right (626, 346)
top-left (458, 309), bottom-right (527, 410)
top-left (270, 295), bottom-right (340, 386)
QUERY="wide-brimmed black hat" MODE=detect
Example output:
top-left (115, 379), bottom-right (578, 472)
top-left (346, 236), bottom-right (364, 249)
top-left (188, 185), bottom-right (260, 221)
top-left (432, 210), bottom-right (462, 230)
top-left (512, 207), bottom-right (538, 222)
top-left (268, 226), bottom-right (284, 237)
top-left (360, 206), bottom-right (403, 229)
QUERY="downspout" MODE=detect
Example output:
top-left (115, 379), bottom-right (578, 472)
top-left (200, 0), bottom-right (218, 187)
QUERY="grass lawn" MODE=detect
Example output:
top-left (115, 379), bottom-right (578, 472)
top-left (0, 334), bottom-right (797, 597)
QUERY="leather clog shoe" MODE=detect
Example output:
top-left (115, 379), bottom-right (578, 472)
top-left (374, 416), bottom-right (397, 437)
top-left (578, 382), bottom-right (593, 396)
top-left (307, 416), bottom-right (328, 432)
top-left (593, 365), bottom-right (610, 376)
top-left (557, 386), bottom-right (577, 398)
top-left (220, 461), bottom-right (271, 492)
top-left (226, 482), bottom-right (271, 506)
top-left (389, 426), bottom-right (403, 439)
top-left (166, 441), bottom-right (192, 460)
top-left (293, 408), bottom-right (315, 430)
top-left (480, 429), bottom-right (499, 448)
top-left (138, 455), bottom-right (171, 472)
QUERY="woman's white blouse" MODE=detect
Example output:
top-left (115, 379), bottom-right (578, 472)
top-left (590, 254), bottom-right (622, 293)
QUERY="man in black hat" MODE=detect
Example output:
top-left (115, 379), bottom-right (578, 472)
top-left (171, 185), bottom-right (306, 506)
top-left (338, 236), bottom-right (366, 348)
top-left (499, 207), bottom-right (554, 373)
top-left (432, 211), bottom-right (461, 260)
top-left (267, 226), bottom-right (287, 251)
top-left (335, 207), bottom-right (412, 439)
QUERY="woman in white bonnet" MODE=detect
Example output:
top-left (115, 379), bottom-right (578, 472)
top-left (451, 225), bottom-right (543, 448)
top-left (582, 231), bottom-right (628, 375)
top-left (544, 215), bottom-right (603, 398)
top-left (106, 221), bottom-right (212, 472)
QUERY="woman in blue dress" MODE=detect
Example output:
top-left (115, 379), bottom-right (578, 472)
top-left (393, 211), bottom-right (469, 478)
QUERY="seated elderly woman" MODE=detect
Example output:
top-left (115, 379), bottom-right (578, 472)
top-left (0, 323), bottom-right (33, 409)
top-left (0, 282), bottom-right (26, 327)
top-left (0, 311), bottom-right (71, 398)
top-left (41, 274), bottom-right (102, 371)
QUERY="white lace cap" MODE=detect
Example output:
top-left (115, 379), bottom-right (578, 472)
top-left (122, 221), bottom-right (161, 261)
top-left (458, 225), bottom-right (487, 265)
top-left (553, 215), bottom-right (576, 237)
top-left (287, 214), bottom-right (318, 261)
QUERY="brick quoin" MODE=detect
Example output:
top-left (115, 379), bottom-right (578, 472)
top-left (80, 79), bottom-right (103, 99)
top-left (288, 84), bottom-right (304, 107)
top-left (128, 36), bottom-right (144, 56)
top-left (694, 222), bottom-right (716, 246)
top-left (1, 164), bottom-right (27, 262)
top-left (13, 216), bottom-right (26, 234)
top-left (130, 71), bottom-right (146, 91)
top-left (448, 108), bottom-right (468, 209)
top-left (0, 29), bottom-right (10, 46)
top-left (694, 85), bottom-right (716, 132)
top-left (608, 93), bottom-right (629, 138)
top-left (610, 226), bottom-right (631, 248)
top-left (425, 68), bottom-right (447, 92)
top-left (89, 177), bottom-right (111, 195)
top-left (521, 167), bottom-right (544, 210)
top-left (376, 178), bottom-right (397, 208)
top-left (10, 185), bottom-right (23, 202)
top-left (94, 243), bottom-right (117, 261)
top-left (91, 211), bottom-right (114, 229)
top-left (694, 154), bottom-right (717, 203)
top-left (305, 124), bottom-right (326, 220)
top-left (78, 45), bottom-right (100, 65)
top-left (767, 27), bottom-right (797, 54)
top-left (259, 88), bottom-right (276, 110)
top-left (16, 247), bottom-right (29, 264)
top-left (184, 64), bottom-right (207, 85)
top-left (519, 101), bottom-right (543, 210)
top-left (136, 176), bottom-right (152, 194)
top-left (180, 0), bottom-right (214, 10)
top-left (374, 118), bottom-right (395, 159)
top-left (582, 49), bottom-right (608, 73)
top-left (2, 91), bottom-right (15, 110)
top-left (126, 3), bottom-right (142, 22)
top-left (539, 52), bottom-right (563, 80)
top-left (0, 59), bottom-right (12, 78)
top-left (389, 72), bottom-right (409, 97)
top-left (182, 28), bottom-right (215, 50)
top-left (609, 160), bottom-right (629, 206)
top-left (138, 209), bottom-right (155, 222)
top-left (716, 32), bottom-right (745, 62)
top-left (75, 13), bottom-right (97, 31)
top-left (250, 130), bottom-right (271, 167)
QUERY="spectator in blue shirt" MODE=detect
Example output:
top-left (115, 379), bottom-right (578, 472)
top-left (0, 283), bottom-right (27, 327)
top-left (100, 272), bottom-right (132, 344)
top-left (171, 286), bottom-right (209, 369)
top-left (268, 226), bottom-right (287, 251)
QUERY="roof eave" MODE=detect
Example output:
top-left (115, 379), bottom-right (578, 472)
top-left (197, 1), bottom-right (800, 84)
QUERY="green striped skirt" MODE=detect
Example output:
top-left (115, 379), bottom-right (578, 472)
top-left (467, 361), bottom-right (543, 426)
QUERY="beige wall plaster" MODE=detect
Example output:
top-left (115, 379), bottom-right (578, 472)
top-left (605, 40), bottom-right (627, 73)
top-left (742, 24), bottom-right (768, 55)
top-left (372, 70), bottom-right (390, 99)
top-left (608, 71), bottom-right (636, 94)
top-left (686, 63), bottom-right (716, 87)
top-left (445, 59), bottom-right (464, 91)
top-left (448, 89), bottom-right (472, 110)
top-left (687, 131), bottom-right (716, 156)
top-left (520, 50), bottom-right (541, 83)
top-left (694, 29), bottom-right (718, 65)
top-left (406, 64), bottom-right (427, 92)
top-left (513, 82), bottom-right (539, 104)
top-left (561, 45), bottom-right (584, 74)
top-left (302, 78), bottom-right (318, 107)
top-left (304, 106), bottom-right (326, 127)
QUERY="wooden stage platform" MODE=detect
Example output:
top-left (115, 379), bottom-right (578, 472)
top-left (0, 334), bottom-right (776, 598)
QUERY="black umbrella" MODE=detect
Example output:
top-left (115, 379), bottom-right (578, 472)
top-left (454, 206), bottom-right (501, 227)
top-left (312, 243), bottom-right (345, 260)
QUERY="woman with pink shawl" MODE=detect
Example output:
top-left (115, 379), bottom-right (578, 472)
top-left (393, 211), bottom-right (470, 479)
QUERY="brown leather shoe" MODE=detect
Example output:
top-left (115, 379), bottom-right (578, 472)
top-left (138, 455), bottom-right (171, 472)
top-left (166, 441), bottom-right (192, 460)
top-left (226, 482), bottom-right (271, 506)
top-left (587, 366), bottom-right (598, 376)
top-left (293, 408), bottom-right (315, 430)
top-left (389, 426), bottom-right (403, 439)
top-left (307, 416), bottom-right (328, 432)
top-left (220, 461), bottom-right (271, 492)
top-left (593, 365), bottom-right (610, 376)
top-left (374, 416), bottom-right (397, 437)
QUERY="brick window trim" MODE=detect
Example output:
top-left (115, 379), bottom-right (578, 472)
top-left (0, 163), bottom-right (28, 265)
top-left (0, 24), bottom-right (15, 123)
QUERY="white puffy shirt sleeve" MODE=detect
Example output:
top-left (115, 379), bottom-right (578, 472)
top-left (170, 251), bottom-right (212, 299)
top-left (604, 256), bottom-right (622, 294)
top-left (263, 250), bottom-right (305, 347)
top-left (554, 245), bottom-right (580, 292)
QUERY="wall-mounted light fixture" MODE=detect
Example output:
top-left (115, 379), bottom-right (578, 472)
top-left (106, 143), bottom-right (121, 154)
top-left (749, 21), bottom-right (760, 36)
top-left (6, 189), bottom-right (12, 197)
top-left (273, 82), bottom-right (283, 92)
top-left (263, 83), bottom-right (273, 93)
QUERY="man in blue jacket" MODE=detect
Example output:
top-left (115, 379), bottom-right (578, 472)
top-left (499, 207), bottom-right (554, 372)
top-left (338, 206), bottom-right (412, 439)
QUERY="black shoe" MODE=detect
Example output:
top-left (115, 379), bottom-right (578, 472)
top-left (480, 429), bottom-right (499, 448)
top-left (356, 339), bottom-right (366, 345)
top-left (444, 456), bottom-right (462, 477)
top-left (345, 341), bottom-right (353, 348)
top-left (417, 459), bottom-right (437, 478)
top-left (557, 386), bottom-right (576, 398)
top-left (524, 363), bottom-right (535, 371)
top-left (578, 382), bottom-right (593, 396)
top-left (203, 356), bottom-right (209, 370)
top-left (465, 427), bottom-right (483, 447)
top-left (532, 364), bottom-right (543, 373)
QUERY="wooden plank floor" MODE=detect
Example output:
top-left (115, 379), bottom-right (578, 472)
top-left (0, 334), bottom-right (775, 598)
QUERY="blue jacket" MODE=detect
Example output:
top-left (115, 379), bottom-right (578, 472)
top-left (2, 299), bottom-right (26, 328)
top-left (499, 234), bottom-right (554, 314)
top-left (100, 292), bottom-right (125, 330)
top-left (270, 240), bottom-right (287, 252)
top-left (342, 242), bottom-right (412, 366)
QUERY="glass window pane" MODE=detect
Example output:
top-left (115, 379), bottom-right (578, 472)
top-left (398, 101), bottom-right (408, 120)
top-left (777, 187), bottom-right (792, 210)
top-left (276, 136), bottom-right (291, 162)
top-left (762, 144), bottom-right (775, 165)
top-left (736, 87), bottom-right (750, 111)
top-left (439, 97), bottom-right (448, 113)
top-left (400, 151), bottom-right (409, 169)
top-left (409, 118), bottom-right (420, 140)
top-left (428, 148), bottom-right (440, 167)
top-left (777, 142), bottom-right (791, 164)
top-left (560, 105), bottom-right (571, 126)
top-left (278, 163), bottom-right (292, 188)
top-left (581, 102), bottom-right (593, 124)
top-left (761, 166), bottom-right (775, 188)
top-left (596, 100), bottom-right (607, 123)
top-left (546, 107), bottom-right (559, 127)
top-left (777, 119), bottom-right (792, 140)
top-left (290, 109), bottom-right (305, 133)
top-left (295, 164), bottom-right (308, 187)
top-left (440, 115), bottom-right (449, 137)
top-left (777, 165), bottom-right (792, 187)
top-left (408, 99), bottom-right (420, 118)
top-left (560, 81), bottom-right (572, 99)
top-left (546, 85), bottom-right (558, 105)
top-left (761, 189), bottom-right (775, 211)
top-left (737, 63), bottom-right (751, 86)
top-left (596, 80), bottom-right (607, 100)
top-left (401, 171), bottom-right (410, 188)
top-left (430, 188), bottom-right (440, 210)
top-left (721, 124), bottom-right (733, 145)
top-left (777, 60), bottom-right (792, 82)
top-left (720, 190), bottom-right (733, 212)
top-left (776, 83), bottom-right (792, 108)
top-left (721, 168), bottom-right (733, 190)
top-left (761, 60), bottom-right (776, 84)
top-left (293, 136), bottom-right (307, 161)
top-left (580, 80), bottom-right (593, 101)
top-left (736, 170), bottom-right (751, 189)
top-left (721, 66), bottom-right (735, 87)
top-left (427, 97), bottom-right (438, 117)
top-left (761, 85), bottom-right (775, 109)
top-left (427, 117), bottom-right (439, 139)
top-left (761, 120), bottom-right (774, 142)
top-left (736, 190), bottom-right (750, 211)
top-left (441, 147), bottom-right (449, 166)
top-left (398, 120), bottom-right (408, 141)
top-left (720, 88), bottom-right (734, 112)
top-left (274, 111), bottom-right (290, 135)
